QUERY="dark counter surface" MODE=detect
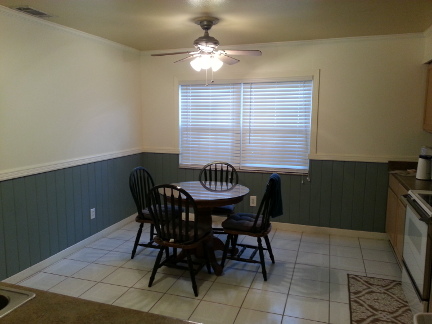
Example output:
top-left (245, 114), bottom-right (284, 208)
top-left (391, 172), bottom-right (432, 191)
top-left (0, 283), bottom-right (199, 324)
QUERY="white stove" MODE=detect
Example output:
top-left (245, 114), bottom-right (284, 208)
top-left (408, 190), bottom-right (432, 218)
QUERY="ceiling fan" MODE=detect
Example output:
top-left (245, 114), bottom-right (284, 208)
top-left (151, 16), bottom-right (262, 71)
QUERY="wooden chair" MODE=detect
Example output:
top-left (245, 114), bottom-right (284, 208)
top-left (128, 167), bottom-right (158, 259)
top-left (147, 184), bottom-right (212, 297)
top-left (199, 162), bottom-right (239, 234)
top-left (221, 173), bottom-right (282, 281)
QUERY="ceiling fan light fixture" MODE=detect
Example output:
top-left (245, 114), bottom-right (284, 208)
top-left (211, 56), bottom-right (223, 72)
top-left (190, 57), bottom-right (202, 71)
top-left (190, 55), bottom-right (223, 72)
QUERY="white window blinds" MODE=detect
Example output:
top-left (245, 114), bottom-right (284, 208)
top-left (179, 79), bottom-right (313, 173)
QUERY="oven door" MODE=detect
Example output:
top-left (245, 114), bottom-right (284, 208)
top-left (403, 196), bottom-right (431, 301)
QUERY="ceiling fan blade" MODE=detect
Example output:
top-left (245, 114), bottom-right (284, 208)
top-left (222, 50), bottom-right (262, 56)
top-left (151, 51), bottom-right (194, 57)
top-left (173, 56), bottom-right (197, 63)
top-left (219, 55), bottom-right (240, 65)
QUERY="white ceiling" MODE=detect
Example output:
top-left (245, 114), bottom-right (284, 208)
top-left (2, 0), bottom-right (432, 52)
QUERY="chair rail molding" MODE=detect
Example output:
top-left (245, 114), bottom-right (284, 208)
top-left (0, 148), bottom-right (143, 181)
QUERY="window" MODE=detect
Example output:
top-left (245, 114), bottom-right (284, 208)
top-left (179, 78), bottom-right (313, 173)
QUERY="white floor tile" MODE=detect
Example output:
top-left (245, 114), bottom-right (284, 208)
top-left (190, 300), bottom-right (240, 324)
top-left (113, 240), bottom-right (136, 254)
top-left (330, 245), bottom-right (362, 259)
top-left (364, 260), bottom-right (401, 277)
top-left (301, 233), bottom-right (330, 245)
top-left (242, 288), bottom-right (288, 314)
top-left (299, 241), bottom-right (330, 255)
top-left (273, 230), bottom-right (302, 241)
top-left (43, 259), bottom-right (90, 276)
top-left (297, 251), bottom-right (330, 268)
top-left (67, 247), bottom-right (108, 263)
top-left (122, 251), bottom-right (158, 272)
top-left (329, 235), bottom-right (360, 248)
top-left (289, 278), bottom-right (330, 300)
top-left (166, 277), bottom-right (213, 299)
top-left (359, 238), bottom-right (392, 251)
top-left (120, 221), bottom-right (141, 231)
top-left (215, 266), bottom-right (256, 287)
top-left (251, 272), bottom-right (291, 293)
top-left (329, 268), bottom-right (366, 285)
top-left (329, 301), bottom-right (350, 324)
top-left (270, 238), bottom-right (300, 250)
top-left (101, 267), bottom-right (147, 287)
top-left (234, 308), bottom-right (283, 324)
top-left (112, 287), bottom-right (163, 311)
top-left (266, 261), bottom-right (295, 277)
top-left (87, 238), bottom-right (125, 251)
top-left (329, 283), bottom-right (349, 303)
top-left (134, 272), bottom-right (178, 293)
top-left (14, 222), bottom-right (402, 324)
top-left (106, 229), bottom-right (136, 241)
top-left (71, 263), bottom-right (117, 281)
top-left (271, 248), bottom-right (298, 263)
top-left (149, 294), bottom-right (200, 320)
top-left (79, 282), bottom-right (129, 304)
top-left (293, 264), bottom-right (330, 283)
top-left (94, 250), bottom-right (130, 267)
top-left (284, 295), bottom-right (329, 322)
top-left (203, 282), bottom-right (249, 307)
top-left (361, 248), bottom-right (397, 263)
top-left (330, 255), bottom-right (365, 272)
top-left (49, 277), bottom-right (96, 297)
top-left (282, 316), bottom-right (324, 324)
top-left (19, 272), bottom-right (67, 291)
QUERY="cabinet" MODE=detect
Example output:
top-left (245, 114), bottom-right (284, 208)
top-left (386, 174), bottom-right (407, 266)
top-left (423, 64), bottom-right (432, 132)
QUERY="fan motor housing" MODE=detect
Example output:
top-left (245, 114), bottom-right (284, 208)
top-left (193, 33), bottom-right (219, 50)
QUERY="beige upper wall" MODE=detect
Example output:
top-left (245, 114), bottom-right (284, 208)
top-left (2, 5), bottom-right (432, 180)
top-left (141, 33), bottom-right (432, 162)
top-left (0, 8), bottom-right (142, 179)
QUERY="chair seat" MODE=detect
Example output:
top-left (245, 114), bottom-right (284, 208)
top-left (222, 213), bottom-right (265, 233)
top-left (212, 204), bottom-right (235, 215)
top-left (135, 209), bottom-right (152, 222)
top-left (156, 221), bottom-right (211, 245)
top-left (136, 205), bottom-right (184, 223)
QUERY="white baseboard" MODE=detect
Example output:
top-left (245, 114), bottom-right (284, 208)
top-left (3, 216), bottom-right (387, 284)
top-left (272, 222), bottom-right (388, 240)
top-left (2, 215), bottom-right (136, 285)
top-left (212, 216), bottom-right (388, 239)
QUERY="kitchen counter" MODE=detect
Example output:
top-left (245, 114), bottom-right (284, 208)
top-left (0, 283), bottom-right (200, 324)
top-left (391, 172), bottom-right (432, 191)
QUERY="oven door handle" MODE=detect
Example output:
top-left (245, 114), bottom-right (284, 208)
top-left (404, 194), bottom-right (432, 224)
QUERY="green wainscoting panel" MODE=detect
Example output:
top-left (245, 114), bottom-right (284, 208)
top-left (139, 153), bottom-right (389, 234)
top-left (0, 153), bottom-right (141, 281)
top-left (0, 152), bottom-right (389, 281)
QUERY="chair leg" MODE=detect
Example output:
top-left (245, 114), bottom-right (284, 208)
top-left (203, 241), bottom-right (212, 274)
top-left (221, 234), bottom-right (232, 268)
top-left (148, 247), bottom-right (165, 287)
top-left (186, 250), bottom-right (198, 297)
top-left (231, 235), bottom-right (239, 257)
top-left (149, 224), bottom-right (155, 243)
top-left (264, 235), bottom-right (275, 264)
top-left (131, 223), bottom-right (144, 259)
top-left (257, 237), bottom-right (268, 281)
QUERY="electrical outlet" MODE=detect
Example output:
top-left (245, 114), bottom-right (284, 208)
top-left (250, 196), bottom-right (256, 207)
top-left (90, 208), bottom-right (96, 219)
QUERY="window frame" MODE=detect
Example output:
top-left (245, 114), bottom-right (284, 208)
top-left (177, 72), bottom-right (320, 174)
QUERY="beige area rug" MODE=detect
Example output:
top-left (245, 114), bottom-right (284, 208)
top-left (348, 274), bottom-right (413, 324)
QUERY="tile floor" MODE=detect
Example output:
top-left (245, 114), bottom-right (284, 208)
top-left (11, 221), bottom-right (401, 324)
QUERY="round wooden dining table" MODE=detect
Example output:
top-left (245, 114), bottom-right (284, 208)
top-left (172, 181), bottom-right (250, 275)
